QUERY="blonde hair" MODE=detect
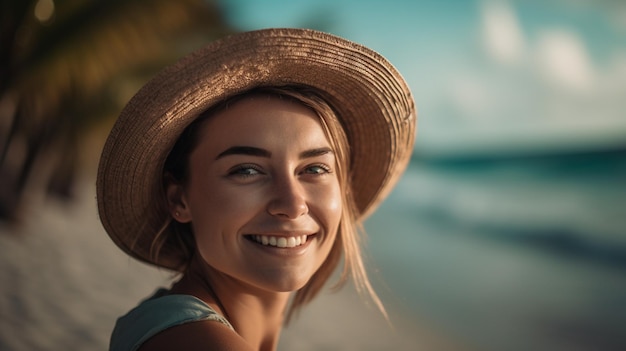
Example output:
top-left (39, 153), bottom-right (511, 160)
top-left (156, 85), bottom-right (386, 322)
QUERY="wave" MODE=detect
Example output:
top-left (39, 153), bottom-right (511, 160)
top-left (387, 146), bottom-right (626, 268)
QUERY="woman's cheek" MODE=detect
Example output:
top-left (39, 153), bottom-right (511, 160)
top-left (314, 181), bottom-right (343, 228)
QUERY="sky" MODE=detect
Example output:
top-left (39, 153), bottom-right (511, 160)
top-left (218, 0), bottom-right (626, 156)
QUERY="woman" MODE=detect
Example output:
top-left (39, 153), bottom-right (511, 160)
top-left (97, 28), bottom-right (416, 351)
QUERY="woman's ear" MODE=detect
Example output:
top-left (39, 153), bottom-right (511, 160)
top-left (165, 175), bottom-right (192, 223)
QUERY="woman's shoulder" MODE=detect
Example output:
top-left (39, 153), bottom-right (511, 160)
top-left (138, 318), bottom-right (254, 351)
top-left (110, 289), bottom-right (240, 351)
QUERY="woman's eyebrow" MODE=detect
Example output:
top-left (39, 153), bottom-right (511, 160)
top-left (215, 146), bottom-right (333, 160)
top-left (216, 146), bottom-right (271, 160)
top-left (300, 147), bottom-right (333, 159)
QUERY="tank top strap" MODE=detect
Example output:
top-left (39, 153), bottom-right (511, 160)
top-left (110, 289), bottom-right (233, 351)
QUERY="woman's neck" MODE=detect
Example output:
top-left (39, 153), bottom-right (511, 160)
top-left (170, 258), bottom-right (291, 351)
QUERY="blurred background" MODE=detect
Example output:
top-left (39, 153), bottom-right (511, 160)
top-left (1, 0), bottom-right (625, 350)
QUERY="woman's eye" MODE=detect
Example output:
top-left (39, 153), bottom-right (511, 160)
top-left (228, 165), bottom-right (262, 178)
top-left (304, 164), bottom-right (331, 175)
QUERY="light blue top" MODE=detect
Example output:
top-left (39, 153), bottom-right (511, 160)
top-left (109, 289), bottom-right (234, 351)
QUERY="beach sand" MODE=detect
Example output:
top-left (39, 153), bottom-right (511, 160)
top-left (0, 179), bottom-right (465, 351)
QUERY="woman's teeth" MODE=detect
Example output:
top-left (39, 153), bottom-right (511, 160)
top-left (252, 235), bottom-right (308, 248)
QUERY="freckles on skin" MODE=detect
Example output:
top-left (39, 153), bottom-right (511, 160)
top-left (180, 96), bottom-right (343, 293)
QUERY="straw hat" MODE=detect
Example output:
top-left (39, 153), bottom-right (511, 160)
top-left (97, 28), bottom-right (416, 270)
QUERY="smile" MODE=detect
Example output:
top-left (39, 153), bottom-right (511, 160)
top-left (250, 235), bottom-right (309, 248)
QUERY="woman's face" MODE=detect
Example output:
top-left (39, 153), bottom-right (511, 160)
top-left (170, 95), bottom-right (342, 293)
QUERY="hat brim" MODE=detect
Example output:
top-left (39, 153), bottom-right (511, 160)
top-left (97, 28), bottom-right (416, 270)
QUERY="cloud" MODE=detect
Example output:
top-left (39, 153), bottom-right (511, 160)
top-left (481, 0), bottom-right (526, 65)
top-left (535, 29), bottom-right (596, 91)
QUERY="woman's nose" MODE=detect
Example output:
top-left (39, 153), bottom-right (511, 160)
top-left (267, 177), bottom-right (308, 219)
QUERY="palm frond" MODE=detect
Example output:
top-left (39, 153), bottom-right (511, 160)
top-left (0, 0), bottom-right (234, 222)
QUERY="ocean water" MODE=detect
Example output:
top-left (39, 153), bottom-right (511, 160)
top-left (363, 149), bottom-right (626, 351)
top-left (402, 149), bottom-right (626, 247)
